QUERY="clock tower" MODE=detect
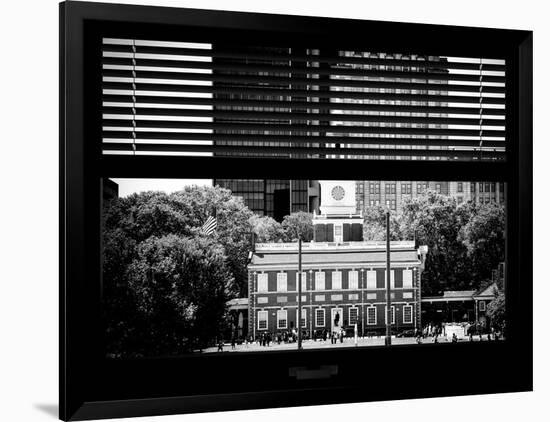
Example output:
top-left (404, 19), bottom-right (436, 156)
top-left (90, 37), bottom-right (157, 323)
top-left (319, 180), bottom-right (358, 216)
top-left (313, 181), bottom-right (364, 243)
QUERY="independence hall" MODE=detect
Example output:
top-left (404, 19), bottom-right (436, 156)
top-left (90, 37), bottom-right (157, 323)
top-left (247, 181), bottom-right (427, 339)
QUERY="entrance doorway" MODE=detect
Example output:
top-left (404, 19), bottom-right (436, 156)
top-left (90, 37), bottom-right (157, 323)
top-left (331, 308), bottom-right (343, 333)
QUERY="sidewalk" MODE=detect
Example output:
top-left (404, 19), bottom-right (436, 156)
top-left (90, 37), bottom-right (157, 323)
top-left (202, 334), bottom-right (497, 353)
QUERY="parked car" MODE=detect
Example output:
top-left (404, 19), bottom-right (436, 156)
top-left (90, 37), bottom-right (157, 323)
top-left (396, 329), bottom-right (416, 338)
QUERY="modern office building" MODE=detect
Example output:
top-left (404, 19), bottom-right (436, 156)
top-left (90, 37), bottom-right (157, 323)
top-left (213, 179), bottom-right (319, 221)
top-left (354, 181), bottom-right (505, 213)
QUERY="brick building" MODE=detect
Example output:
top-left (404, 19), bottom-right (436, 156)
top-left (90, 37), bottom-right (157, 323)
top-left (247, 180), bottom-right (427, 339)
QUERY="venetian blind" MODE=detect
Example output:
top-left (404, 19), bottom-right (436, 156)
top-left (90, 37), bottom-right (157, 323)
top-left (102, 38), bottom-right (506, 161)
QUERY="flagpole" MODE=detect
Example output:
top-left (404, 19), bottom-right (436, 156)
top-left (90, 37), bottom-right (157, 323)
top-left (298, 237), bottom-right (303, 350)
top-left (385, 210), bottom-right (392, 346)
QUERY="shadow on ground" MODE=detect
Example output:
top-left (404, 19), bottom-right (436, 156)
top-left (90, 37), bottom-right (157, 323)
top-left (34, 403), bottom-right (58, 419)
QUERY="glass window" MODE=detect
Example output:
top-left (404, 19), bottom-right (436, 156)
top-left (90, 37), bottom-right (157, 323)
top-left (348, 271), bottom-right (359, 289)
top-left (332, 271), bottom-right (342, 290)
top-left (367, 307), bottom-right (377, 325)
top-left (349, 307), bottom-right (359, 325)
top-left (298, 272), bottom-right (307, 291)
top-left (277, 272), bottom-right (287, 292)
top-left (277, 310), bottom-right (287, 329)
top-left (403, 305), bottom-right (413, 324)
top-left (315, 272), bottom-right (325, 290)
top-left (257, 273), bottom-right (268, 292)
top-left (402, 269), bottom-right (413, 288)
top-left (367, 270), bottom-right (377, 289)
top-left (315, 309), bottom-right (325, 327)
top-left (257, 311), bottom-right (268, 330)
top-left (297, 308), bottom-right (307, 328)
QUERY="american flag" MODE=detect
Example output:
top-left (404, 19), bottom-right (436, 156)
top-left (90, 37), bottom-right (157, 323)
top-left (201, 208), bottom-right (217, 236)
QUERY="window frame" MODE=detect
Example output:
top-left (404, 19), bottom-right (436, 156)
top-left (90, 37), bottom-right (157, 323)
top-left (315, 308), bottom-right (326, 327)
top-left (403, 305), bottom-right (413, 324)
top-left (277, 309), bottom-right (288, 330)
top-left (348, 270), bottom-right (359, 290)
top-left (257, 310), bottom-right (268, 330)
top-left (61, 3), bottom-right (532, 419)
top-left (257, 273), bottom-right (268, 292)
top-left (349, 307), bottom-right (359, 326)
top-left (331, 271), bottom-right (342, 290)
top-left (277, 272), bottom-right (288, 292)
top-left (366, 306), bottom-right (377, 325)
top-left (315, 271), bottom-right (326, 291)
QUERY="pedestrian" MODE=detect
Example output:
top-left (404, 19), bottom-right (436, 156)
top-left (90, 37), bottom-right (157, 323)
top-left (452, 333), bottom-right (458, 343)
top-left (231, 336), bottom-right (236, 350)
top-left (217, 339), bottom-right (224, 352)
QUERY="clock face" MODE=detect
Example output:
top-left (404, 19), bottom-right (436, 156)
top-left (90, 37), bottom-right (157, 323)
top-left (331, 185), bottom-right (345, 201)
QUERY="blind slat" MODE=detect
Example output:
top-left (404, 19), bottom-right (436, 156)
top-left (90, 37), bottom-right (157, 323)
top-left (101, 38), bottom-right (507, 161)
top-left (102, 57), bottom-right (505, 83)
top-left (103, 107), bottom-right (505, 127)
top-left (102, 43), bottom-right (506, 72)
top-left (102, 95), bottom-right (506, 116)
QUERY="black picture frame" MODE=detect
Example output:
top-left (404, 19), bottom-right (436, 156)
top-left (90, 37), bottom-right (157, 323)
top-left (60, 1), bottom-right (532, 420)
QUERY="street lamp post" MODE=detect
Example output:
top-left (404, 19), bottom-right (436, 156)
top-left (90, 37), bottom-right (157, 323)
top-left (385, 210), bottom-right (392, 346)
top-left (298, 237), bottom-right (303, 350)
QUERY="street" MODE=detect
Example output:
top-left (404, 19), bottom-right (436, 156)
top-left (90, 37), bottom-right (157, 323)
top-left (202, 334), bottom-right (497, 353)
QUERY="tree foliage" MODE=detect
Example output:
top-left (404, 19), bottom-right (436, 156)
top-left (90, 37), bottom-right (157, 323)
top-left (281, 211), bottom-right (314, 241)
top-left (486, 290), bottom-right (506, 329)
top-left (359, 192), bottom-right (505, 297)
top-left (459, 203), bottom-right (506, 283)
top-left (250, 214), bottom-right (284, 243)
top-left (103, 185), bottom-right (254, 357)
top-left (362, 205), bottom-right (402, 241)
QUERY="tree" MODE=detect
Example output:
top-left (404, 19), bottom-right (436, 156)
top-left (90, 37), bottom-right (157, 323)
top-left (486, 290), bottom-right (506, 330)
top-left (125, 235), bottom-right (233, 355)
top-left (250, 214), bottom-right (284, 243)
top-left (362, 205), bottom-right (403, 241)
top-left (399, 191), bottom-right (471, 296)
top-left (459, 203), bottom-right (506, 283)
top-left (103, 185), bottom-right (255, 357)
top-left (281, 211), bottom-right (314, 241)
top-left (104, 185), bottom-right (255, 297)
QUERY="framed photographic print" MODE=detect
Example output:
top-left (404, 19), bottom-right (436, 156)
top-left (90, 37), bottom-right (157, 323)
top-left (60, 1), bottom-right (532, 420)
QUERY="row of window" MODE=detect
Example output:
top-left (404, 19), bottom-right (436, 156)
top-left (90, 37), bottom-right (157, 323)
top-left (257, 291), bottom-right (414, 303)
top-left (365, 182), bottom-right (441, 196)
top-left (257, 270), bottom-right (414, 293)
top-left (257, 305), bottom-right (414, 330)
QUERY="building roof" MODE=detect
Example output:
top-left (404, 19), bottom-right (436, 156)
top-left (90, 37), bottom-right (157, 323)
top-left (227, 298), bottom-right (248, 311)
top-left (474, 282), bottom-right (499, 298)
top-left (249, 242), bottom-right (420, 270)
top-left (443, 290), bottom-right (477, 298)
top-left (422, 284), bottom-right (498, 303)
